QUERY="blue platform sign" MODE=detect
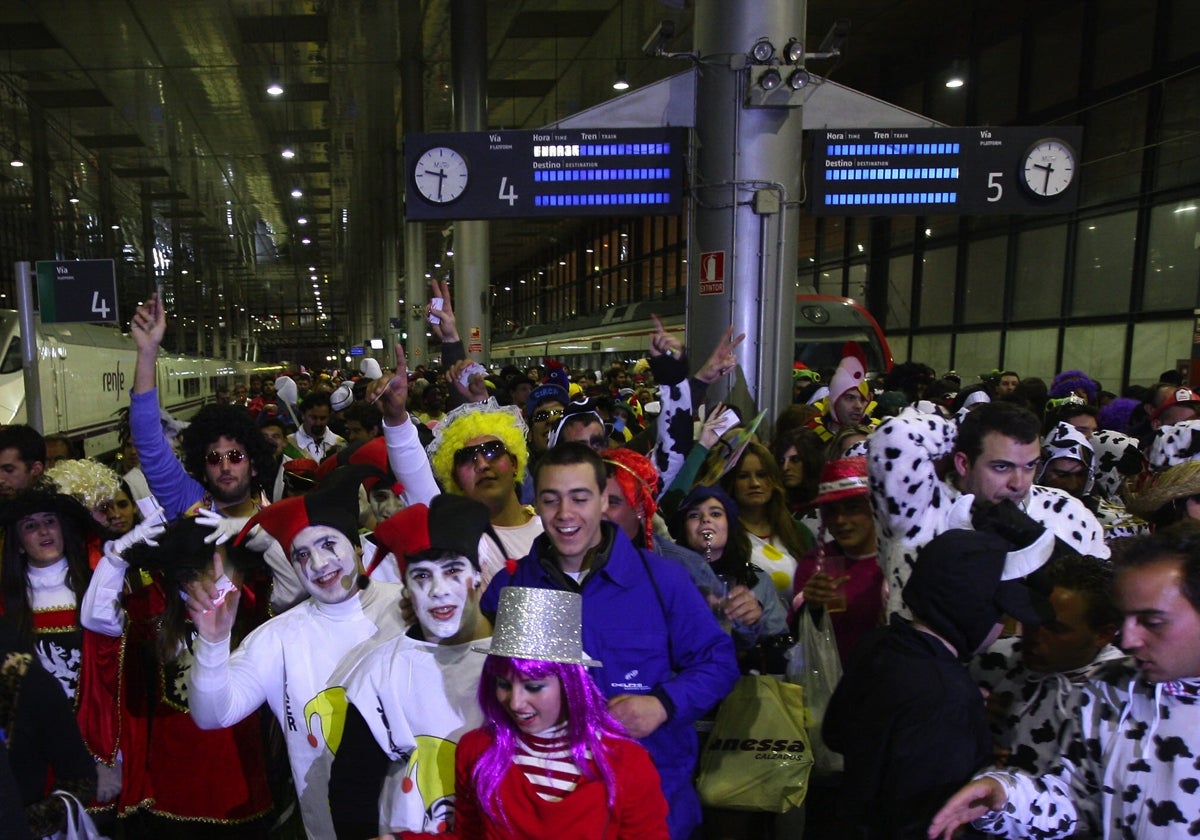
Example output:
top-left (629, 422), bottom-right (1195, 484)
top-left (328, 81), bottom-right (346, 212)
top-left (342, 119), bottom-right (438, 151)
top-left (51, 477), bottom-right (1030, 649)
top-left (35, 259), bottom-right (118, 324)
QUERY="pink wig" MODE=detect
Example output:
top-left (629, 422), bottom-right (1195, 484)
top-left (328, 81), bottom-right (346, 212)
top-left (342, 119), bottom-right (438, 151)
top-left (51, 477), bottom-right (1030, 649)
top-left (473, 655), bottom-right (630, 825)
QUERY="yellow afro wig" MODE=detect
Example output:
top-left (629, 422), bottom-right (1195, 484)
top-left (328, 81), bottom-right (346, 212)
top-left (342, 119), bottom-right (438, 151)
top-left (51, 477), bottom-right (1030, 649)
top-left (427, 402), bottom-right (529, 493)
top-left (46, 458), bottom-right (120, 512)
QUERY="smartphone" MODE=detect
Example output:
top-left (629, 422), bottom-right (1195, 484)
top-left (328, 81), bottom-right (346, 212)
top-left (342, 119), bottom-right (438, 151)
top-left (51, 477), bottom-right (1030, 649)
top-left (428, 297), bottom-right (443, 325)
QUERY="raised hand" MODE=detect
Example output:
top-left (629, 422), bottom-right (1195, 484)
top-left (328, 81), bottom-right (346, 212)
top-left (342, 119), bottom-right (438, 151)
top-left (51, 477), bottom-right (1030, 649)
top-left (648, 313), bottom-right (684, 359)
top-left (428, 277), bottom-right (459, 343)
top-left (695, 325), bottom-right (746, 385)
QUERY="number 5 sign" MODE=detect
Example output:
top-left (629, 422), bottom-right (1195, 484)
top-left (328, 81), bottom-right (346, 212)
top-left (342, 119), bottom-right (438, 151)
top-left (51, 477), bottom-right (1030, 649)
top-left (35, 259), bottom-right (119, 324)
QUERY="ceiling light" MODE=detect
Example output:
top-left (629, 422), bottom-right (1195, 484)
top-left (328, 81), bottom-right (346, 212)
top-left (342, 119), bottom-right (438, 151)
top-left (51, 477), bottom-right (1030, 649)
top-left (297, 216), bottom-right (308, 225)
top-left (612, 62), bottom-right (630, 91)
top-left (266, 64), bottom-right (284, 97)
top-left (281, 147), bottom-right (296, 160)
top-left (9, 143), bottom-right (24, 168)
top-left (291, 187), bottom-right (303, 198)
top-left (301, 237), bottom-right (311, 245)
top-left (68, 188), bottom-right (79, 204)
top-left (945, 60), bottom-right (967, 89)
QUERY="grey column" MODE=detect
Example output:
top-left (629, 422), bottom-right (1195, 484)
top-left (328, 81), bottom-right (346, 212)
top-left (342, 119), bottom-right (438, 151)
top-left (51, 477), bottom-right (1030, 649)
top-left (690, 0), bottom-right (806, 430)
top-left (450, 0), bottom-right (490, 364)
top-left (400, 0), bottom-right (429, 367)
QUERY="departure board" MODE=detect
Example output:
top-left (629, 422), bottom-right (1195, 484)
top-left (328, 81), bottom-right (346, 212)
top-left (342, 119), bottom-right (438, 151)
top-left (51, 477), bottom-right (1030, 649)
top-left (809, 126), bottom-right (1083, 216)
top-left (404, 128), bottom-right (688, 222)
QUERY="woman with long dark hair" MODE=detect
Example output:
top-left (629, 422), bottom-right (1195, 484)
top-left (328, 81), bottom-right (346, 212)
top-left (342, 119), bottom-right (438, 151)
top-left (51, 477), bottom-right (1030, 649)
top-left (673, 485), bottom-right (787, 654)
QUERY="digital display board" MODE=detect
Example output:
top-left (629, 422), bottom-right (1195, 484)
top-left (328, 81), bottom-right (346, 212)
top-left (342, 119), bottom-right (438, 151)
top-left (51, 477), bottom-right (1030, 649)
top-left (403, 127), bottom-right (688, 222)
top-left (809, 126), bottom-right (1083, 216)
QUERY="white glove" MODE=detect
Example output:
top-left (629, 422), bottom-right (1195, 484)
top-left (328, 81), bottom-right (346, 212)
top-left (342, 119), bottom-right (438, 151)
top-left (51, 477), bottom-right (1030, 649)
top-left (195, 507), bottom-right (274, 553)
top-left (105, 510), bottom-right (167, 557)
top-left (95, 753), bottom-right (123, 803)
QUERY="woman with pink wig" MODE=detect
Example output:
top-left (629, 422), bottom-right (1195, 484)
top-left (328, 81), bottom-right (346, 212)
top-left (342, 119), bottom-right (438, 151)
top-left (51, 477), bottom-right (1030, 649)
top-left (395, 587), bottom-right (668, 840)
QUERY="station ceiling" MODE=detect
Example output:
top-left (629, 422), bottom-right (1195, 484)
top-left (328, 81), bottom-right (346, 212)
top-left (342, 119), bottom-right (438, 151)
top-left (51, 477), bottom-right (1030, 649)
top-left (0, 0), bottom-right (1016, 340)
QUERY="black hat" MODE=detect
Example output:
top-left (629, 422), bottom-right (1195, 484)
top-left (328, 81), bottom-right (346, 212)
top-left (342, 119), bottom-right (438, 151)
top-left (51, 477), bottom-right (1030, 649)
top-left (124, 517), bottom-right (266, 584)
top-left (372, 494), bottom-right (500, 577)
top-left (0, 481), bottom-right (101, 539)
top-left (903, 528), bottom-right (1055, 658)
top-left (239, 463), bottom-right (384, 551)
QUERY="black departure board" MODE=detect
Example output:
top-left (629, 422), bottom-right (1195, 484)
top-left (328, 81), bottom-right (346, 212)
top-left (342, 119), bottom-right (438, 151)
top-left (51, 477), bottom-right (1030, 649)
top-left (403, 128), bottom-right (688, 222)
top-left (809, 126), bottom-right (1083, 216)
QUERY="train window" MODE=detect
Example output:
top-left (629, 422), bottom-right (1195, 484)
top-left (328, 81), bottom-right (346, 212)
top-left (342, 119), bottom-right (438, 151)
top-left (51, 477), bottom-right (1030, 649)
top-left (183, 378), bottom-right (200, 398)
top-left (0, 337), bottom-right (21, 375)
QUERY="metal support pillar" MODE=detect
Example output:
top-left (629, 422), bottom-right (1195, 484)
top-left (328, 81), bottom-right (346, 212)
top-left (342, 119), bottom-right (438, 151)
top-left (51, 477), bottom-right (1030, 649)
top-left (689, 0), bottom-right (806, 431)
top-left (401, 0), bottom-right (429, 367)
top-left (451, 0), bottom-right (490, 363)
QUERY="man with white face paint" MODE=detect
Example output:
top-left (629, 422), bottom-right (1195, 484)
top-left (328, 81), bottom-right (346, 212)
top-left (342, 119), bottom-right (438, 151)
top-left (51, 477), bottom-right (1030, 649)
top-left (329, 494), bottom-right (500, 837)
top-left (186, 465), bottom-right (406, 839)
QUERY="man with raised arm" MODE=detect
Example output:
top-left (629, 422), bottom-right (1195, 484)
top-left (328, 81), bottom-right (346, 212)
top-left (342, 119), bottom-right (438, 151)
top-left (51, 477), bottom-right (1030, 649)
top-left (186, 466), bottom-right (406, 839)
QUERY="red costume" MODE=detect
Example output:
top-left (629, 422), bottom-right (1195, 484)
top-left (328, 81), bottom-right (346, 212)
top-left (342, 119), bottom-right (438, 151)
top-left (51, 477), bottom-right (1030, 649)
top-left (402, 726), bottom-right (669, 840)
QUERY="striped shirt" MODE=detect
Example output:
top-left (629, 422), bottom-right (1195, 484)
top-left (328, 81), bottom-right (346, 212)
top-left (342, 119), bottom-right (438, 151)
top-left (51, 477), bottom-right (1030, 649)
top-left (514, 724), bottom-right (588, 802)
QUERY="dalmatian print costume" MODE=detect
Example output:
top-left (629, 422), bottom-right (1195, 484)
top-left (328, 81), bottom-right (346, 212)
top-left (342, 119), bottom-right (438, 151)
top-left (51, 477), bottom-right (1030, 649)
top-left (1091, 429), bottom-right (1147, 503)
top-left (1038, 423), bottom-right (1148, 541)
top-left (867, 408), bottom-right (1109, 619)
top-left (1147, 418), bottom-right (1200, 472)
top-left (971, 637), bottom-right (1128, 777)
top-left (972, 660), bottom-right (1200, 839)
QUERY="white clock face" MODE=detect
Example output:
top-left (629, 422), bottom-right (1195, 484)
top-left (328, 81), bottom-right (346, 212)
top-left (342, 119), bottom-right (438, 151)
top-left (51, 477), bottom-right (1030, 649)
top-left (413, 146), bottom-right (469, 204)
top-left (1021, 139), bottom-right (1076, 198)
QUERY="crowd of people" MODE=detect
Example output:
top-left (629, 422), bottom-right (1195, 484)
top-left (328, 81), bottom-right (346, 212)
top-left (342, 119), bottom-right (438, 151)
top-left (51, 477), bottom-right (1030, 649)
top-left (2, 279), bottom-right (1200, 840)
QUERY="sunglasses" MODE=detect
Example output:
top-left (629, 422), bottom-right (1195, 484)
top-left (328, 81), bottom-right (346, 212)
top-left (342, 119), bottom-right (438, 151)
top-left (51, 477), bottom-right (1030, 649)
top-left (453, 440), bottom-right (509, 468)
top-left (206, 448), bottom-right (248, 466)
top-left (531, 408), bottom-right (565, 425)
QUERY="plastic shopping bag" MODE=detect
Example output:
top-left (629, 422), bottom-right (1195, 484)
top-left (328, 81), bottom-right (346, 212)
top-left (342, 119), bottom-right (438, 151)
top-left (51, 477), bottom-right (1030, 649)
top-left (792, 607), bottom-right (844, 774)
top-left (696, 676), bottom-right (813, 812)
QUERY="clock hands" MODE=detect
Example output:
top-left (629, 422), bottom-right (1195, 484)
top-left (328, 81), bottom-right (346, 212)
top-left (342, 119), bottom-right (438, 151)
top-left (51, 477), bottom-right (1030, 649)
top-left (1032, 161), bottom-right (1054, 193)
top-left (420, 166), bottom-right (448, 200)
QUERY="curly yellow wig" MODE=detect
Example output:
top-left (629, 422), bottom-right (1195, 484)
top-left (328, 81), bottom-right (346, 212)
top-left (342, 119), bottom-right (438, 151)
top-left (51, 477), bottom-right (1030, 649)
top-left (427, 405), bottom-right (529, 493)
top-left (46, 458), bottom-right (120, 512)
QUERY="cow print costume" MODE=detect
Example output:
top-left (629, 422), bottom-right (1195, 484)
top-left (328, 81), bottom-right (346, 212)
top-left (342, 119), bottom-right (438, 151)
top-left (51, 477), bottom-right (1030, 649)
top-left (867, 408), bottom-right (1109, 619)
top-left (972, 660), bottom-right (1200, 838)
top-left (1147, 418), bottom-right (1200, 472)
top-left (971, 636), bottom-right (1128, 778)
top-left (1091, 430), bottom-right (1147, 503)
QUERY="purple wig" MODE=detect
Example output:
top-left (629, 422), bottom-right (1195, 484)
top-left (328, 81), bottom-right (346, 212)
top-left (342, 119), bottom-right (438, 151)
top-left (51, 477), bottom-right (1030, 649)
top-left (1049, 370), bottom-right (1099, 403)
top-left (1097, 397), bottom-right (1140, 433)
top-left (473, 655), bottom-right (630, 825)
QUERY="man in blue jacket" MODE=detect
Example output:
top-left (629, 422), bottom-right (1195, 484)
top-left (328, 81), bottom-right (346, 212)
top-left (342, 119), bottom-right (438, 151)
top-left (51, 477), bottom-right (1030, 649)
top-left (482, 442), bottom-right (739, 840)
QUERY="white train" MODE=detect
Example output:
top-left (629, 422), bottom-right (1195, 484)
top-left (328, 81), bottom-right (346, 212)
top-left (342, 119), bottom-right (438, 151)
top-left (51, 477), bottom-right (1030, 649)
top-left (490, 295), bottom-right (893, 375)
top-left (0, 309), bottom-right (280, 458)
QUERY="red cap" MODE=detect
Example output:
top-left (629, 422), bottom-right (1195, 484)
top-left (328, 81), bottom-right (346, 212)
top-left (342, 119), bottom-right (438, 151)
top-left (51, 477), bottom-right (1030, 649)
top-left (1151, 387), bottom-right (1200, 424)
top-left (809, 456), bottom-right (870, 507)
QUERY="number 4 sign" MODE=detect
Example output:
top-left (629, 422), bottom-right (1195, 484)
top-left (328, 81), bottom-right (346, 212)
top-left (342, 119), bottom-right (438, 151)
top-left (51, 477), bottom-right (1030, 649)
top-left (35, 260), bottom-right (119, 324)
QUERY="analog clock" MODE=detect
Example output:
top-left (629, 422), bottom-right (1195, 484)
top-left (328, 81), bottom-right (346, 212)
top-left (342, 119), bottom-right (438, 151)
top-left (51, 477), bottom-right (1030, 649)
top-left (1020, 138), bottom-right (1076, 199)
top-left (412, 146), bottom-right (469, 204)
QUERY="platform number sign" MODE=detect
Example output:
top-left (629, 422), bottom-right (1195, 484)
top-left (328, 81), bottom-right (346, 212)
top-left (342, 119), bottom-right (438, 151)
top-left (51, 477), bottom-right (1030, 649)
top-left (35, 260), bottom-right (119, 324)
